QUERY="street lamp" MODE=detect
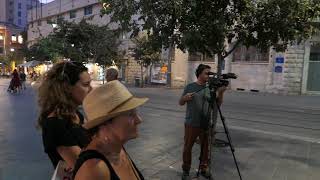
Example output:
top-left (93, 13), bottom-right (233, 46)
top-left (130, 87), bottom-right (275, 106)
top-left (52, 24), bottom-right (57, 28)
top-left (10, 48), bottom-right (15, 52)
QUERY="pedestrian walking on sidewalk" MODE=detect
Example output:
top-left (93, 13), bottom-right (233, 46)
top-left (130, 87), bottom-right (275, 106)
top-left (19, 71), bottom-right (27, 90)
top-left (7, 69), bottom-right (21, 93)
top-left (37, 61), bottom-right (92, 170)
top-left (73, 80), bottom-right (148, 180)
top-left (179, 64), bottom-right (227, 179)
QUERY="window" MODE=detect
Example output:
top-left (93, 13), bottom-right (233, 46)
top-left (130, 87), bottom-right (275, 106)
top-left (18, 3), bottom-right (22, 9)
top-left (18, 11), bottom-right (21, 17)
top-left (188, 52), bottom-right (202, 61)
top-left (0, 33), bottom-right (3, 40)
top-left (70, 10), bottom-right (76, 19)
top-left (0, 47), bottom-right (4, 54)
top-left (9, 1), bottom-right (13, 6)
top-left (232, 45), bottom-right (269, 62)
top-left (57, 15), bottom-right (64, 23)
top-left (310, 45), bottom-right (320, 61)
top-left (12, 34), bottom-right (17, 42)
top-left (188, 52), bottom-right (214, 62)
top-left (8, 18), bottom-right (14, 22)
top-left (84, 5), bottom-right (93, 15)
top-left (18, 35), bottom-right (23, 44)
top-left (18, 19), bottom-right (22, 25)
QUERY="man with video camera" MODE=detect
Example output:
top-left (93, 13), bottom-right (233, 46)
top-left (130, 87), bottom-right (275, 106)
top-left (179, 64), bottom-right (227, 179)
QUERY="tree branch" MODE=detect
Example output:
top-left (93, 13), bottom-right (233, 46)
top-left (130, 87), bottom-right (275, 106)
top-left (223, 40), bottom-right (241, 59)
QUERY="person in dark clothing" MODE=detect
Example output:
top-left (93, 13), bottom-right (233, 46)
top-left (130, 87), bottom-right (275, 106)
top-left (105, 68), bottom-right (118, 82)
top-left (73, 80), bottom-right (148, 180)
top-left (8, 69), bottom-right (21, 93)
top-left (37, 61), bottom-right (92, 169)
top-left (19, 71), bottom-right (27, 90)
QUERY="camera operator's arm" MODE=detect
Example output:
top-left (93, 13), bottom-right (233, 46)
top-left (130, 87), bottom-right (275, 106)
top-left (179, 93), bottom-right (194, 106)
top-left (216, 86), bottom-right (227, 106)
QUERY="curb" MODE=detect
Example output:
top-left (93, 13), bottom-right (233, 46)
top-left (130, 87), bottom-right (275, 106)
top-left (236, 88), bottom-right (260, 93)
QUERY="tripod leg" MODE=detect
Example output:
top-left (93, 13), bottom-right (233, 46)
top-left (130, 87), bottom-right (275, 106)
top-left (217, 104), bottom-right (243, 180)
top-left (221, 117), bottom-right (242, 180)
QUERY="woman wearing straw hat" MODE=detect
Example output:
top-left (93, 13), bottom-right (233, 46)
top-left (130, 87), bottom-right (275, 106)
top-left (73, 80), bottom-right (148, 180)
top-left (37, 61), bottom-right (92, 169)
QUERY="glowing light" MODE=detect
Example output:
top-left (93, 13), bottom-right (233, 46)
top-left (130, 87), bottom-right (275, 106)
top-left (11, 35), bottom-right (17, 42)
top-left (18, 35), bottom-right (23, 44)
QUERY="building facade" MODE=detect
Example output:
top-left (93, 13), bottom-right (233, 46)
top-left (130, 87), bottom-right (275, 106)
top-left (169, 35), bottom-right (320, 95)
top-left (1, 0), bottom-right (39, 29)
top-left (0, 0), bottom-right (37, 72)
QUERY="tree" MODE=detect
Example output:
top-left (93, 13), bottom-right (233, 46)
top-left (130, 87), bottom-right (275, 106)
top-left (132, 35), bottom-right (162, 87)
top-left (51, 20), bottom-right (121, 65)
top-left (26, 20), bottom-right (122, 65)
top-left (25, 36), bottom-right (63, 62)
top-left (101, 0), bottom-right (320, 75)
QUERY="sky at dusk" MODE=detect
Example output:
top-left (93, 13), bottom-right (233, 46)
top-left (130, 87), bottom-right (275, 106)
top-left (40, 0), bottom-right (55, 3)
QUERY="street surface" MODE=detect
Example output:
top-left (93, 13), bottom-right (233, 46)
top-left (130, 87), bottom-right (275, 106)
top-left (0, 78), bottom-right (320, 180)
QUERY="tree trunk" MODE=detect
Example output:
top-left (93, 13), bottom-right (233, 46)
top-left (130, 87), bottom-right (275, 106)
top-left (167, 44), bottom-right (174, 88)
top-left (102, 65), bottom-right (106, 84)
top-left (140, 64), bottom-right (144, 88)
top-left (217, 53), bottom-right (223, 75)
top-left (149, 63), bottom-right (153, 84)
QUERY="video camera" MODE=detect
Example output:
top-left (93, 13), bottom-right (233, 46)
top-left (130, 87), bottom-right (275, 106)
top-left (206, 72), bottom-right (237, 89)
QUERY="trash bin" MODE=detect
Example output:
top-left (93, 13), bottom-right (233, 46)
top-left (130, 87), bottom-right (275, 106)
top-left (134, 77), bottom-right (140, 87)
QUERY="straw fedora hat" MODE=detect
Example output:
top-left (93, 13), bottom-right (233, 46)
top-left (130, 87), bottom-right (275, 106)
top-left (82, 80), bottom-right (148, 129)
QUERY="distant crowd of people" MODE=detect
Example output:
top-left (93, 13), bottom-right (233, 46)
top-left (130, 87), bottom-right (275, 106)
top-left (6, 69), bottom-right (39, 93)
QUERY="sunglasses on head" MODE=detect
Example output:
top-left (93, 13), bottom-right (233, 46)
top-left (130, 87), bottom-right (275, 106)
top-left (58, 61), bottom-right (85, 82)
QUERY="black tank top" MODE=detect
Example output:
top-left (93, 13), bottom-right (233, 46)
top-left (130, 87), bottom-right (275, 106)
top-left (73, 149), bottom-right (144, 180)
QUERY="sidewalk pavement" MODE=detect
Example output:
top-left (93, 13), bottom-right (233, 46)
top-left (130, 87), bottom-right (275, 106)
top-left (126, 105), bottom-right (320, 180)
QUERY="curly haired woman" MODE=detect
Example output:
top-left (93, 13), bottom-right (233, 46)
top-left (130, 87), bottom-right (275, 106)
top-left (37, 61), bottom-right (92, 169)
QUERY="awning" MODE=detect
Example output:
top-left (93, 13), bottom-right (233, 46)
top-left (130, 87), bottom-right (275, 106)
top-left (17, 60), bottom-right (42, 67)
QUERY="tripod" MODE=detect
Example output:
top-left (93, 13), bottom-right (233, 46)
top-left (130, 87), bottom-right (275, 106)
top-left (195, 85), bottom-right (243, 180)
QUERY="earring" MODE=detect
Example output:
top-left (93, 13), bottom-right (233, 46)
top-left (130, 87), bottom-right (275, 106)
top-left (104, 136), bottom-right (109, 142)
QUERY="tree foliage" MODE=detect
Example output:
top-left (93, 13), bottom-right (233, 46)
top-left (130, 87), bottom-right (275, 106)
top-left (25, 36), bottom-right (62, 62)
top-left (132, 35), bottom-right (162, 67)
top-left (26, 20), bottom-right (122, 65)
top-left (101, 0), bottom-right (320, 59)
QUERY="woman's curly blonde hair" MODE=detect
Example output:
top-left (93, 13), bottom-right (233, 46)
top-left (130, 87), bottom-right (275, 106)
top-left (37, 61), bottom-right (88, 129)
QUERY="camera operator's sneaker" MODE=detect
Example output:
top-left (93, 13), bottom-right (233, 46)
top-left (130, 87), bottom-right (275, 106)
top-left (200, 168), bottom-right (212, 179)
top-left (181, 170), bottom-right (190, 180)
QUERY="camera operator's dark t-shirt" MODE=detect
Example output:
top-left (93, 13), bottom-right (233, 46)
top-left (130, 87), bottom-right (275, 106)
top-left (182, 82), bottom-right (214, 128)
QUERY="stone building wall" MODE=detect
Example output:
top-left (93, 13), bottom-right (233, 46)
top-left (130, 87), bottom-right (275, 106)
top-left (125, 57), bottom-right (142, 85)
top-left (282, 45), bottom-right (305, 95)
